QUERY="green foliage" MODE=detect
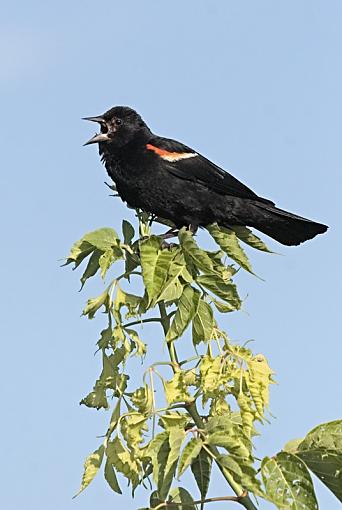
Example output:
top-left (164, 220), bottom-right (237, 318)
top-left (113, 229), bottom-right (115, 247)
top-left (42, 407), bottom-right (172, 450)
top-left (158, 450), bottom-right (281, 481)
top-left (206, 223), bottom-right (254, 274)
top-left (190, 448), bottom-right (212, 503)
top-left (74, 445), bottom-right (105, 497)
top-left (66, 218), bottom-right (340, 509)
top-left (289, 420), bottom-right (342, 502)
top-left (192, 299), bottom-right (215, 345)
top-left (230, 226), bottom-right (273, 253)
top-left (168, 487), bottom-right (196, 509)
top-left (178, 438), bottom-right (204, 478)
top-left (166, 286), bottom-right (200, 342)
top-left (262, 452), bottom-right (318, 509)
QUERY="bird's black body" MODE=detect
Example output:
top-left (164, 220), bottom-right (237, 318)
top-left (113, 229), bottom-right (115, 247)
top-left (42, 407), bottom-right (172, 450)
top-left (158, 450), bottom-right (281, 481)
top-left (84, 106), bottom-right (328, 246)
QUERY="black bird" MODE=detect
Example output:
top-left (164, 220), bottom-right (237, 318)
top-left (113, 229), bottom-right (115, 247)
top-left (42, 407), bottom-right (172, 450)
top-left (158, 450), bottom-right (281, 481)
top-left (84, 106), bottom-right (327, 246)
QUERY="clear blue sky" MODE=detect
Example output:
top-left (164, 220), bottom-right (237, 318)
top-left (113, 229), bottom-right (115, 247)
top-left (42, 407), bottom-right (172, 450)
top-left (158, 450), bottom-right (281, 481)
top-left (1, 1), bottom-right (341, 509)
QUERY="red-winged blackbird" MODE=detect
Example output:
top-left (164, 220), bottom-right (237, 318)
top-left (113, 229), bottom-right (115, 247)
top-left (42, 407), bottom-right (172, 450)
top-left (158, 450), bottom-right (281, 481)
top-left (83, 106), bottom-right (327, 246)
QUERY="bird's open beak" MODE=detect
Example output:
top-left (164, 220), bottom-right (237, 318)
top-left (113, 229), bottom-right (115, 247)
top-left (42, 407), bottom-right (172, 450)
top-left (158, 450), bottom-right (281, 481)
top-left (83, 115), bottom-right (111, 145)
top-left (83, 132), bottom-right (111, 146)
top-left (82, 115), bottom-right (105, 124)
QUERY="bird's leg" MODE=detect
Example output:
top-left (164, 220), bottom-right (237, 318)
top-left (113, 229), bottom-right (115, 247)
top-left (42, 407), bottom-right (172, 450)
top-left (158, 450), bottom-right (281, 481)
top-left (188, 224), bottom-right (198, 235)
top-left (161, 240), bottom-right (178, 250)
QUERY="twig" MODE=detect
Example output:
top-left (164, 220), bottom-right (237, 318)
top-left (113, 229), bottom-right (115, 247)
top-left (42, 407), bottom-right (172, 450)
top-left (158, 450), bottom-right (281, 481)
top-left (123, 317), bottom-right (162, 328)
top-left (155, 493), bottom-right (248, 509)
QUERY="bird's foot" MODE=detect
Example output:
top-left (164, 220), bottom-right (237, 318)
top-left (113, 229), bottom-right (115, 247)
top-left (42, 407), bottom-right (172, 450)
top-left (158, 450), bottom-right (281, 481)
top-left (161, 240), bottom-right (178, 250)
top-left (188, 224), bottom-right (198, 234)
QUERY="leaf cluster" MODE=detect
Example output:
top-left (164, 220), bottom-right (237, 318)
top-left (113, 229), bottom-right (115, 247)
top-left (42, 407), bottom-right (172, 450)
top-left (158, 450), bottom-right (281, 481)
top-left (65, 217), bottom-right (341, 509)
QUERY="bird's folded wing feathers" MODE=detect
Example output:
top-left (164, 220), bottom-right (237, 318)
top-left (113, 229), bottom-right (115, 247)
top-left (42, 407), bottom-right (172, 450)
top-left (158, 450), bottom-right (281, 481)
top-left (146, 137), bottom-right (274, 205)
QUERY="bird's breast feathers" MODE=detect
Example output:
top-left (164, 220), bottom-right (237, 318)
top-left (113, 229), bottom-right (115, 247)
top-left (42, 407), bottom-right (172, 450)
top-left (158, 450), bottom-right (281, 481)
top-left (146, 143), bottom-right (198, 162)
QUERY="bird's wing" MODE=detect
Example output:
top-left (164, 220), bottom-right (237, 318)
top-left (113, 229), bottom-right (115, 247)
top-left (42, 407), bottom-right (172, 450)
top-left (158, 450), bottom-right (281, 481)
top-left (146, 137), bottom-right (274, 205)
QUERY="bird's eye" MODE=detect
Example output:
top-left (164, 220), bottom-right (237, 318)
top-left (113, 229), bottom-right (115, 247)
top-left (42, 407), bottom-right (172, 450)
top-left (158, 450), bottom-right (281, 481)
top-left (116, 118), bottom-right (122, 125)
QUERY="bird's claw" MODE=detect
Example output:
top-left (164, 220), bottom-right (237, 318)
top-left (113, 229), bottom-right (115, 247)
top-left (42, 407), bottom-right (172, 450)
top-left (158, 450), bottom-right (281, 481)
top-left (161, 241), bottom-right (178, 250)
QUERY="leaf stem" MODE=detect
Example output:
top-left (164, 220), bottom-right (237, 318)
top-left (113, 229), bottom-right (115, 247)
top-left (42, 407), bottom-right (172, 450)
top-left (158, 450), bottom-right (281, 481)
top-left (117, 270), bottom-right (141, 281)
top-left (158, 302), bottom-right (179, 366)
top-left (149, 368), bottom-right (156, 439)
top-left (123, 317), bottom-right (162, 328)
top-left (158, 300), bottom-right (257, 510)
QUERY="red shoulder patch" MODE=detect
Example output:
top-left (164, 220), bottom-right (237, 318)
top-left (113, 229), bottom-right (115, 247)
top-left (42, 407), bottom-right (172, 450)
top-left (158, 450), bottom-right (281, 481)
top-left (146, 144), bottom-right (197, 162)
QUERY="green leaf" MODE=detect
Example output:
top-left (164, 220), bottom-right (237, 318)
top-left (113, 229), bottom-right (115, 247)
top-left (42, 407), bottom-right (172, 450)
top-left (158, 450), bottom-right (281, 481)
top-left (216, 454), bottom-right (243, 478)
top-left (66, 228), bottom-right (123, 284)
top-left (145, 431), bottom-right (170, 488)
top-left (178, 228), bottom-right (217, 274)
top-left (168, 487), bottom-right (196, 509)
top-left (158, 252), bottom-right (191, 303)
top-left (298, 449), bottom-right (342, 502)
top-left (160, 428), bottom-right (186, 500)
top-left (178, 438), bottom-right (203, 477)
top-left (80, 353), bottom-right (124, 410)
top-left (150, 490), bottom-right (162, 508)
top-left (236, 463), bottom-right (264, 496)
top-left (283, 438), bottom-right (303, 453)
top-left (107, 399), bottom-right (121, 436)
top-left (122, 220), bottom-right (135, 245)
top-left (298, 419), bottom-right (342, 454)
top-left (191, 448), bottom-right (212, 501)
top-left (206, 433), bottom-right (251, 460)
top-left (131, 385), bottom-right (153, 414)
top-left (232, 226), bottom-right (272, 253)
top-left (196, 274), bottom-right (241, 309)
top-left (140, 237), bottom-right (178, 306)
top-left (125, 328), bottom-right (147, 357)
top-left (160, 412), bottom-right (189, 431)
top-left (124, 251), bottom-right (140, 278)
top-left (65, 242), bottom-right (93, 268)
top-left (205, 414), bottom-right (234, 433)
top-left (99, 249), bottom-right (117, 280)
top-left (199, 355), bottom-right (222, 396)
top-left (164, 372), bottom-right (192, 405)
top-left (80, 249), bottom-right (102, 287)
top-left (106, 436), bottom-right (141, 489)
top-left (114, 287), bottom-right (142, 320)
top-left (262, 452), bottom-right (318, 509)
top-left (207, 223), bottom-right (254, 274)
top-left (211, 297), bottom-right (236, 313)
top-left (166, 285), bottom-right (200, 342)
top-left (121, 413), bottom-right (148, 451)
top-left (74, 445), bottom-right (105, 497)
top-left (80, 386), bottom-right (108, 410)
top-left (246, 353), bottom-right (274, 419)
top-left (205, 415), bottom-right (252, 459)
top-left (296, 420), bottom-right (342, 502)
top-left (79, 227), bottom-right (120, 252)
top-left (97, 324), bottom-right (113, 349)
top-left (83, 287), bottom-right (111, 319)
top-left (192, 299), bottom-right (215, 345)
top-left (216, 454), bottom-right (263, 496)
top-left (104, 459), bottom-right (122, 494)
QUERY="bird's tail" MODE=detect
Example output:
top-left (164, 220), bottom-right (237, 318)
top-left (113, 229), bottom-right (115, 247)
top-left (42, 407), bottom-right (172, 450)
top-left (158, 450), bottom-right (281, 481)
top-left (231, 202), bottom-right (328, 246)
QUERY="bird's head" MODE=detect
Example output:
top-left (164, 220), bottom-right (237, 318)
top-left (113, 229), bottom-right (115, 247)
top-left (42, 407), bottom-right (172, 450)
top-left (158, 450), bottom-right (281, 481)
top-left (83, 106), bottom-right (150, 149)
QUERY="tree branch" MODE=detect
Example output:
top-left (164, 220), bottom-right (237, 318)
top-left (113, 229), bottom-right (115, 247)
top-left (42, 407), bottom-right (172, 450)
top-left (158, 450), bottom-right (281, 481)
top-left (185, 403), bottom-right (257, 510)
top-left (157, 301), bottom-right (257, 510)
